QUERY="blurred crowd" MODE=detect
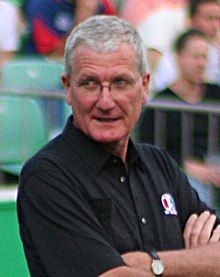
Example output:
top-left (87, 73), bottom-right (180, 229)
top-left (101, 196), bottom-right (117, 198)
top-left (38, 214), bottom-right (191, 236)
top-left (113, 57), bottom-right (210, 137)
top-left (0, 0), bottom-right (220, 210)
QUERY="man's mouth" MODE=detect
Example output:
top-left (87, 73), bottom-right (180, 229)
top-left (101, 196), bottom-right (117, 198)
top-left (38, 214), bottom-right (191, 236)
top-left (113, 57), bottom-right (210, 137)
top-left (97, 118), bottom-right (117, 122)
top-left (96, 117), bottom-right (119, 122)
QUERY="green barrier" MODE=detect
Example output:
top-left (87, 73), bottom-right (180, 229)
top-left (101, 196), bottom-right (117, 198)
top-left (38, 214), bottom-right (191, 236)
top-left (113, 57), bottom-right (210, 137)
top-left (0, 201), bottom-right (29, 277)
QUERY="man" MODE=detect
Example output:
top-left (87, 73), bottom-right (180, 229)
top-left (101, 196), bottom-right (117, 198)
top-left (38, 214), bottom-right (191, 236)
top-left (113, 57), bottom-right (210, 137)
top-left (138, 0), bottom-right (220, 93)
top-left (17, 16), bottom-right (220, 276)
top-left (188, 0), bottom-right (220, 84)
top-left (138, 29), bottom-right (220, 211)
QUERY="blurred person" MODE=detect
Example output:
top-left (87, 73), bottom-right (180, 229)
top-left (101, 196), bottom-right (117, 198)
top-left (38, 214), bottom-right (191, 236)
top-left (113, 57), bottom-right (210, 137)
top-left (17, 16), bottom-right (220, 277)
top-left (188, 0), bottom-right (220, 82)
top-left (24, 0), bottom-right (117, 59)
top-left (8, 0), bottom-right (29, 54)
top-left (0, 0), bottom-right (20, 71)
top-left (121, 0), bottom-right (187, 75)
top-left (120, 0), bottom-right (186, 27)
top-left (138, 29), bottom-right (220, 208)
top-left (152, 0), bottom-right (220, 92)
top-left (137, 1), bottom-right (187, 75)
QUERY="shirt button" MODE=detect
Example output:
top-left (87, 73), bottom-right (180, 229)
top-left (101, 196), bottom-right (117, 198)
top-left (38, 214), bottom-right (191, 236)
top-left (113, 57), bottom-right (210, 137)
top-left (120, 176), bottom-right (126, 183)
top-left (141, 217), bottom-right (147, 224)
top-left (113, 158), bottom-right (118, 164)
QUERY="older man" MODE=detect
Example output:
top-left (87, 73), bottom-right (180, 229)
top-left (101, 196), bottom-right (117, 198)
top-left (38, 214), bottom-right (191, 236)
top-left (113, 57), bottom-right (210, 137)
top-left (17, 16), bottom-right (220, 276)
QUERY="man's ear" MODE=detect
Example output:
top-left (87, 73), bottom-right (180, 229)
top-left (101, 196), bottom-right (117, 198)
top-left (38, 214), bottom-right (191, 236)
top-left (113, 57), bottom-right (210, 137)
top-left (141, 73), bottom-right (150, 105)
top-left (61, 73), bottom-right (72, 105)
top-left (61, 73), bottom-right (70, 90)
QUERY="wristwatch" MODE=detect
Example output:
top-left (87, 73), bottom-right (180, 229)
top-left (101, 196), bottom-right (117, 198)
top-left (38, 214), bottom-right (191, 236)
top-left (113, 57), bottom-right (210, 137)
top-left (149, 249), bottom-right (164, 276)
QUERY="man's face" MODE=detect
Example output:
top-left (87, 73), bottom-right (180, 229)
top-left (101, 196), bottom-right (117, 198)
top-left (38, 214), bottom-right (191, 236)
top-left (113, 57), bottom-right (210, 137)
top-left (191, 2), bottom-right (220, 41)
top-left (62, 44), bottom-right (149, 144)
top-left (177, 36), bottom-right (209, 84)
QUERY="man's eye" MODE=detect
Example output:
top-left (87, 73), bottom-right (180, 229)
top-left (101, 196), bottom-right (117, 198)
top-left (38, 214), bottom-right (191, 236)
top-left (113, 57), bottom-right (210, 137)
top-left (79, 80), bottom-right (98, 88)
top-left (112, 79), bottom-right (133, 89)
top-left (113, 79), bottom-right (129, 86)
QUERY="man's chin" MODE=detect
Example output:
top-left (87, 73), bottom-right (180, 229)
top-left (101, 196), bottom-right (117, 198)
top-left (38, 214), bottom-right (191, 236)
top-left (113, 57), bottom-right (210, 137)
top-left (90, 132), bottom-right (125, 144)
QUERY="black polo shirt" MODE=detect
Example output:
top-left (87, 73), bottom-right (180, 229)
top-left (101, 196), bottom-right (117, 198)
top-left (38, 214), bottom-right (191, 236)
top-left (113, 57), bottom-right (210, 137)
top-left (17, 117), bottom-right (219, 277)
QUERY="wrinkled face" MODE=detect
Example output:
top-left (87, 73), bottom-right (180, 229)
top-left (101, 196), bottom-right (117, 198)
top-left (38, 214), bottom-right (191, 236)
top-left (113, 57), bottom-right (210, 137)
top-left (191, 2), bottom-right (220, 40)
top-left (177, 36), bottom-right (209, 84)
top-left (62, 44), bottom-right (149, 144)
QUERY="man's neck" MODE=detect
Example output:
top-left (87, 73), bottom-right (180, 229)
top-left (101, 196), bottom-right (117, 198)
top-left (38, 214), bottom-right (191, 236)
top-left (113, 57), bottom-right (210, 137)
top-left (170, 78), bottom-right (205, 104)
top-left (101, 138), bottom-right (129, 163)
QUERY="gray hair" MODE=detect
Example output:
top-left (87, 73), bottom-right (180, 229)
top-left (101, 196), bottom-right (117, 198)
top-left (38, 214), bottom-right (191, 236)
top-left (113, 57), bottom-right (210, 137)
top-left (64, 15), bottom-right (148, 76)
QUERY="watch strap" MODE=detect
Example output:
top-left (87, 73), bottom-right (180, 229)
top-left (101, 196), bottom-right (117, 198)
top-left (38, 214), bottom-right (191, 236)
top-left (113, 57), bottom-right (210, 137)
top-left (148, 249), bottom-right (160, 260)
top-left (147, 249), bottom-right (164, 276)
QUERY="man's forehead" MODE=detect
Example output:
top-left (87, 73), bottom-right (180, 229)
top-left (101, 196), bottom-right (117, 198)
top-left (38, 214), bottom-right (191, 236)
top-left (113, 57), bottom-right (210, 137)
top-left (71, 44), bottom-right (140, 74)
top-left (196, 2), bottom-right (220, 14)
top-left (73, 43), bottom-right (137, 57)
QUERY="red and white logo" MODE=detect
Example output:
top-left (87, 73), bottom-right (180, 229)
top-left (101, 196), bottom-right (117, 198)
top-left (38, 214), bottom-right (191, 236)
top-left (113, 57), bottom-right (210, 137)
top-left (161, 193), bottom-right (178, 215)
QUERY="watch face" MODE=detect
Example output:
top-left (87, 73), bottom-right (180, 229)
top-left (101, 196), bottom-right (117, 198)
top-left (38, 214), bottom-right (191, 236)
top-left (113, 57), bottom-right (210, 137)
top-left (152, 260), bottom-right (164, 275)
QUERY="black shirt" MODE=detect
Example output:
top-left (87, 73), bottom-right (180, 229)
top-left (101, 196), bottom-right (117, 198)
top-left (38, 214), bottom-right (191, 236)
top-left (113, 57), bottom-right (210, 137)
top-left (137, 83), bottom-right (220, 164)
top-left (17, 117), bottom-right (219, 277)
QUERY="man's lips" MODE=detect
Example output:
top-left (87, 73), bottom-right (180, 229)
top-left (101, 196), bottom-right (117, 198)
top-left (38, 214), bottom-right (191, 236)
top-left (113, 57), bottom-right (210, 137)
top-left (95, 117), bottom-right (120, 122)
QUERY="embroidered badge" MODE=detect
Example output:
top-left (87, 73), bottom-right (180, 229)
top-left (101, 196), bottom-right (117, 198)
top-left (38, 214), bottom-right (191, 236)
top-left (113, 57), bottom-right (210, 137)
top-left (161, 193), bottom-right (178, 215)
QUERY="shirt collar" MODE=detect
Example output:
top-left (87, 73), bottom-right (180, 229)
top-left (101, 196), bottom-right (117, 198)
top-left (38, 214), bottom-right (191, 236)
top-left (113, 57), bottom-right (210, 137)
top-left (62, 116), bottom-right (142, 175)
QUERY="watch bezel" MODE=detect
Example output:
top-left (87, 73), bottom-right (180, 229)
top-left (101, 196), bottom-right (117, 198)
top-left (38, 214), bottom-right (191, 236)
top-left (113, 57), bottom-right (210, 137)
top-left (152, 259), bottom-right (164, 275)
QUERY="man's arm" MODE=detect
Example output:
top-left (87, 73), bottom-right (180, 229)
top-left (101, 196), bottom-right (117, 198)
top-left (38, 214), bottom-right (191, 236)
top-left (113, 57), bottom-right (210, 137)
top-left (100, 265), bottom-right (153, 276)
top-left (120, 243), bottom-right (220, 276)
top-left (159, 242), bottom-right (220, 276)
top-left (121, 211), bottom-right (220, 276)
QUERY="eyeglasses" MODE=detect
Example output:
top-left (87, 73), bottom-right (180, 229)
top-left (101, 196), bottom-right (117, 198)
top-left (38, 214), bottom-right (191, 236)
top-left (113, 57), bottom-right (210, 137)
top-left (74, 77), bottom-right (140, 94)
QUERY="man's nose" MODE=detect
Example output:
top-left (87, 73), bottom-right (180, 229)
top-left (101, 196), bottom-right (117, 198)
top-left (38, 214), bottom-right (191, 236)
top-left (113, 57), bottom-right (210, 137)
top-left (96, 86), bottom-right (115, 110)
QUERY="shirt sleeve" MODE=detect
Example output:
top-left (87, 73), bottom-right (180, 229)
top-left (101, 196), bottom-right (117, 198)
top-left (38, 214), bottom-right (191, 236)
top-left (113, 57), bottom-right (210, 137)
top-left (17, 162), bottom-right (125, 277)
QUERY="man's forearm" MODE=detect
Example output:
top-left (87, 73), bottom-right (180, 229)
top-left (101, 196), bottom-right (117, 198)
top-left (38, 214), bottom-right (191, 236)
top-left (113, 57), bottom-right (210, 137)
top-left (122, 242), bottom-right (220, 276)
top-left (159, 242), bottom-right (220, 276)
top-left (99, 265), bottom-right (154, 276)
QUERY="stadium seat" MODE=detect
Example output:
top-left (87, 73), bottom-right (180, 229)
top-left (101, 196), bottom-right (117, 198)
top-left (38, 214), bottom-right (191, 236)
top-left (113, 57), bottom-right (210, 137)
top-left (1, 58), bottom-right (64, 90)
top-left (0, 95), bottom-right (48, 176)
top-left (1, 58), bottom-right (66, 136)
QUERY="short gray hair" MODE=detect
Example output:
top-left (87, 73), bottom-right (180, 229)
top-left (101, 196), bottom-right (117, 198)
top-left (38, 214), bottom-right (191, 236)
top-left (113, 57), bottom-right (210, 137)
top-left (64, 15), bottom-right (148, 76)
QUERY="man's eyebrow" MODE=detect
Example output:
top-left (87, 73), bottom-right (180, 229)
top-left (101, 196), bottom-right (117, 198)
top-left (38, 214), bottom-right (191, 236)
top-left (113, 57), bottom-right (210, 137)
top-left (112, 74), bottom-right (133, 79)
top-left (77, 74), bottom-right (100, 81)
top-left (77, 72), bottom-right (136, 81)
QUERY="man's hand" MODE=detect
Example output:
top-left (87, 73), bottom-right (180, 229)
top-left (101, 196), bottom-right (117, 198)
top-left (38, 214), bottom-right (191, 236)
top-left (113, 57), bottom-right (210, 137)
top-left (122, 251), bottom-right (152, 271)
top-left (184, 211), bottom-right (220, 248)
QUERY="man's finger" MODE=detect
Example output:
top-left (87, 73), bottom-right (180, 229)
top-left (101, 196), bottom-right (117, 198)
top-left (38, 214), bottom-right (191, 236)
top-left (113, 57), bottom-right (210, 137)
top-left (189, 211), bottom-right (211, 248)
top-left (183, 214), bottom-right (198, 249)
top-left (209, 225), bottom-right (220, 243)
top-left (198, 214), bottom-right (216, 245)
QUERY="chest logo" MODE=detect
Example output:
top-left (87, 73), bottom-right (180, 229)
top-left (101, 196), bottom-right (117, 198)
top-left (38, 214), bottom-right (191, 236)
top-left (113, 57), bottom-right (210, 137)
top-left (161, 193), bottom-right (178, 215)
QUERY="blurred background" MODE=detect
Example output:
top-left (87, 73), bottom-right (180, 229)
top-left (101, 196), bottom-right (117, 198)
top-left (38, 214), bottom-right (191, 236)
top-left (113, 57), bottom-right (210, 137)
top-left (0, 1), bottom-right (219, 276)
